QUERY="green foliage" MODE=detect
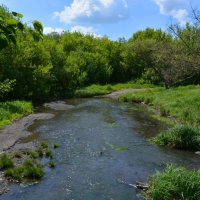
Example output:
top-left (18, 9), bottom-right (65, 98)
top-left (153, 125), bottom-right (200, 150)
top-left (147, 165), bottom-right (200, 200)
top-left (0, 154), bottom-right (14, 169)
top-left (0, 101), bottom-right (33, 128)
top-left (0, 79), bottom-right (15, 100)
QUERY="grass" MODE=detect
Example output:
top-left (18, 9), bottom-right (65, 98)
top-left (152, 125), bottom-right (200, 151)
top-left (119, 85), bottom-right (200, 125)
top-left (0, 100), bottom-right (33, 128)
top-left (147, 165), bottom-right (200, 200)
top-left (74, 82), bottom-right (155, 97)
top-left (0, 154), bottom-right (14, 169)
top-left (5, 159), bottom-right (44, 181)
top-left (48, 160), bottom-right (56, 168)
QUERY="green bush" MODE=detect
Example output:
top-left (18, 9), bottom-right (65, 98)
top-left (147, 165), bottom-right (200, 200)
top-left (153, 125), bottom-right (200, 150)
top-left (0, 154), bottom-right (14, 169)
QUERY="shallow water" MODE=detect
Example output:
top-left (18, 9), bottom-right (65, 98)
top-left (1, 99), bottom-right (200, 200)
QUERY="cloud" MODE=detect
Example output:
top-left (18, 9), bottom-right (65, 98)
top-left (43, 27), bottom-right (64, 34)
top-left (71, 25), bottom-right (101, 37)
top-left (54, 0), bottom-right (129, 24)
top-left (154, 0), bottom-right (189, 25)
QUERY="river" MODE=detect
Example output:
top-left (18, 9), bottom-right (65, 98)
top-left (1, 98), bottom-right (200, 200)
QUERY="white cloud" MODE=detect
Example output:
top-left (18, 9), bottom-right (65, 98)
top-left (154, 0), bottom-right (189, 25)
top-left (71, 25), bottom-right (101, 37)
top-left (43, 27), bottom-right (64, 34)
top-left (54, 0), bottom-right (129, 24)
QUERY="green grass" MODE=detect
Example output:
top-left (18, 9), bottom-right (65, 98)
top-left (5, 159), bottom-right (44, 181)
top-left (0, 100), bottom-right (33, 128)
top-left (48, 160), bottom-right (56, 168)
top-left (74, 82), bottom-right (155, 97)
top-left (147, 165), bottom-right (200, 200)
top-left (0, 154), bottom-right (14, 169)
top-left (152, 125), bottom-right (200, 151)
top-left (119, 85), bottom-right (200, 125)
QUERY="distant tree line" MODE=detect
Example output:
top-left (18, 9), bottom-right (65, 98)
top-left (0, 5), bottom-right (200, 101)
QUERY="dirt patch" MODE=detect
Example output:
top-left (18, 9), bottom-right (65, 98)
top-left (44, 101), bottom-right (75, 111)
top-left (0, 113), bottom-right (55, 152)
top-left (98, 89), bottom-right (146, 99)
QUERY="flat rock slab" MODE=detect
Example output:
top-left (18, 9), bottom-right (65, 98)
top-left (44, 101), bottom-right (75, 110)
top-left (0, 113), bottom-right (54, 152)
top-left (99, 89), bottom-right (146, 99)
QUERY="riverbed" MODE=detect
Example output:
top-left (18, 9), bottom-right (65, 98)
top-left (1, 98), bottom-right (200, 200)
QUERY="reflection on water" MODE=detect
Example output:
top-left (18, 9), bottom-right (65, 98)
top-left (2, 99), bottom-right (200, 200)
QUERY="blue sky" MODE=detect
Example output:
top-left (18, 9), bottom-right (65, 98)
top-left (1, 0), bottom-right (200, 40)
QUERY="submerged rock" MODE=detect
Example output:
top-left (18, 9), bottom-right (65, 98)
top-left (44, 101), bottom-right (75, 111)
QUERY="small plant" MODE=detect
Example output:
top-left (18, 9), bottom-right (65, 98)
top-left (0, 154), bottom-right (14, 169)
top-left (153, 125), bottom-right (200, 150)
top-left (26, 150), bottom-right (39, 159)
top-left (40, 141), bottom-right (48, 149)
top-left (147, 165), bottom-right (200, 200)
top-left (48, 160), bottom-right (56, 168)
top-left (45, 150), bottom-right (53, 159)
top-left (53, 144), bottom-right (60, 149)
top-left (36, 146), bottom-right (44, 157)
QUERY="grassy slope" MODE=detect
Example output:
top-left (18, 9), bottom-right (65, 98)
top-left (0, 101), bottom-right (33, 128)
top-left (119, 85), bottom-right (200, 125)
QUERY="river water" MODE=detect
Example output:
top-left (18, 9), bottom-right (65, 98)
top-left (1, 99), bottom-right (200, 200)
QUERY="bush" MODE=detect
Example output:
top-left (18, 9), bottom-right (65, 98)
top-left (147, 165), bottom-right (200, 200)
top-left (153, 125), bottom-right (200, 150)
top-left (0, 154), bottom-right (14, 169)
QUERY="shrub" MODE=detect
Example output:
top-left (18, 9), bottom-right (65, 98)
top-left (0, 154), bottom-right (14, 169)
top-left (153, 125), bottom-right (200, 150)
top-left (147, 165), bottom-right (200, 200)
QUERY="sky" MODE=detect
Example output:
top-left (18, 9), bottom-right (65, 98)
top-left (1, 0), bottom-right (200, 40)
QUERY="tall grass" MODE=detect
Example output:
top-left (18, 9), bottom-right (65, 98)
top-left (0, 100), bottom-right (33, 128)
top-left (147, 165), bottom-right (200, 200)
top-left (152, 125), bottom-right (200, 150)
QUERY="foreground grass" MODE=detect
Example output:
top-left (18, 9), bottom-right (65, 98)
top-left (0, 101), bottom-right (33, 128)
top-left (74, 82), bottom-right (155, 97)
top-left (147, 165), bottom-right (200, 200)
top-left (119, 85), bottom-right (200, 125)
